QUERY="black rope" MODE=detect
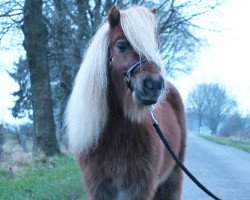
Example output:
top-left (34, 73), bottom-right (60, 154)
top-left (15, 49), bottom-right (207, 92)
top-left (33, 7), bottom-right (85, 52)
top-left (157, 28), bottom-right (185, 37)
top-left (148, 110), bottom-right (222, 200)
top-left (120, 55), bottom-right (221, 199)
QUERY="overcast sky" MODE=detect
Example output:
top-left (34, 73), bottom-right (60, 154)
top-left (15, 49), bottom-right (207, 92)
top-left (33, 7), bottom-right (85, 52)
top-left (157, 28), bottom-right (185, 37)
top-left (0, 0), bottom-right (250, 124)
top-left (171, 0), bottom-right (250, 115)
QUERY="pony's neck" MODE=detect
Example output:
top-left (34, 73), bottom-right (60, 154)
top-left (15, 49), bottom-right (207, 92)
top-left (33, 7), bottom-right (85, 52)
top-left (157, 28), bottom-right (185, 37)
top-left (107, 81), bottom-right (125, 120)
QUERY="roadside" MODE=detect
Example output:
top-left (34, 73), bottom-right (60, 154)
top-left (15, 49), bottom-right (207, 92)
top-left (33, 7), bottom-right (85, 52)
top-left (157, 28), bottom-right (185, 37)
top-left (198, 134), bottom-right (250, 153)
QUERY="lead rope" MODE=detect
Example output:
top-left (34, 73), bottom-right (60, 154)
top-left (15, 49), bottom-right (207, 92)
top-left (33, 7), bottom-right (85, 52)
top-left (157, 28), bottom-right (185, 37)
top-left (148, 107), bottom-right (222, 200)
top-left (118, 54), bottom-right (221, 199)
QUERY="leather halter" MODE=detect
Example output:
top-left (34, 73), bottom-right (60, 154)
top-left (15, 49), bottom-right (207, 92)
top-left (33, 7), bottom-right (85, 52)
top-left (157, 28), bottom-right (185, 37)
top-left (108, 48), bottom-right (148, 91)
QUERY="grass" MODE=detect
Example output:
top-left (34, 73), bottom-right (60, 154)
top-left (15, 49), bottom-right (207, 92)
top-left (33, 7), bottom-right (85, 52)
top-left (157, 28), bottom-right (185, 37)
top-left (0, 155), bottom-right (86, 200)
top-left (198, 134), bottom-right (250, 153)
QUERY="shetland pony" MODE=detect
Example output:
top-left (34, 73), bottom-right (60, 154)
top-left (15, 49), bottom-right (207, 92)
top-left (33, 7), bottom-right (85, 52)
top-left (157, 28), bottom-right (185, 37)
top-left (66, 6), bottom-right (186, 200)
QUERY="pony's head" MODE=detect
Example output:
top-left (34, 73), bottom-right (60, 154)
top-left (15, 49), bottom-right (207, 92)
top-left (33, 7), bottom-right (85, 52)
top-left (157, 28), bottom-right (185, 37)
top-left (66, 6), bottom-right (166, 154)
top-left (108, 6), bottom-right (165, 122)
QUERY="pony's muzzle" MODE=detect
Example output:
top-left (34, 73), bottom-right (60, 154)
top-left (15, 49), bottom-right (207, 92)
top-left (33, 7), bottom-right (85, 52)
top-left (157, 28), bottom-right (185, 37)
top-left (136, 76), bottom-right (164, 105)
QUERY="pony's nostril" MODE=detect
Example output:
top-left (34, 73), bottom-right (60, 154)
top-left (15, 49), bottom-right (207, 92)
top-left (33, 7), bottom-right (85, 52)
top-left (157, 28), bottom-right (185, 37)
top-left (144, 79), bottom-right (153, 90)
top-left (143, 77), bottom-right (163, 92)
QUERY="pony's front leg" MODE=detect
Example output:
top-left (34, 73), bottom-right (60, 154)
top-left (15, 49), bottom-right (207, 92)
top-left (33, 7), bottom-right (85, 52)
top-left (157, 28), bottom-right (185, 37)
top-left (84, 178), bottom-right (117, 200)
top-left (159, 166), bottom-right (183, 200)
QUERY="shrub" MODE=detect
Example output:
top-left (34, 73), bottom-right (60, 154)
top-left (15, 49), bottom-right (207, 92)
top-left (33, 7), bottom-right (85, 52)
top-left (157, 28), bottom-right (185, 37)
top-left (219, 113), bottom-right (246, 138)
top-left (12, 146), bottom-right (32, 167)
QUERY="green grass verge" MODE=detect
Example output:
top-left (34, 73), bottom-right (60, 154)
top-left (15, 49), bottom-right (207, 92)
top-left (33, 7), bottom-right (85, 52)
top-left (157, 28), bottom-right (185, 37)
top-left (198, 134), bottom-right (250, 153)
top-left (0, 155), bottom-right (86, 200)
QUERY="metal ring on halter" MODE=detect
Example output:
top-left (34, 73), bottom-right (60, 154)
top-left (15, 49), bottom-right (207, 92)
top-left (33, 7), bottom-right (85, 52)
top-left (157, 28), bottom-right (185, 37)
top-left (108, 47), bottom-right (113, 63)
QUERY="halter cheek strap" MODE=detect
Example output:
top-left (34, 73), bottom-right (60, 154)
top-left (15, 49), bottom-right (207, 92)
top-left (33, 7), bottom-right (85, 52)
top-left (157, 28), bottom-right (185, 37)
top-left (108, 47), bottom-right (148, 91)
top-left (123, 57), bottom-right (148, 91)
top-left (108, 47), bottom-right (113, 63)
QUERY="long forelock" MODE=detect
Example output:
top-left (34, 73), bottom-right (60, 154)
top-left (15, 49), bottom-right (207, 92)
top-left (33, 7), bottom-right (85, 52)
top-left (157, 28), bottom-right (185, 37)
top-left (120, 6), bottom-right (164, 71)
top-left (65, 22), bottom-right (110, 154)
top-left (120, 6), bottom-right (166, 122)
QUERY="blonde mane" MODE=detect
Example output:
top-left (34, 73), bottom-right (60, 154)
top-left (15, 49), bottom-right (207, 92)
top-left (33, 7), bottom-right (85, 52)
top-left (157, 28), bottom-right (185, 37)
top-left (66, 6), bottom-right (164, 154)
top-left (65, 23), bottom-right (110, 154)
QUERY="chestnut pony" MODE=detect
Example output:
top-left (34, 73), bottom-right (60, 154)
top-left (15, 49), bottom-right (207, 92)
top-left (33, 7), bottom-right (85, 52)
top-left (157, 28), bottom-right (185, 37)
top-left (66, 6), bottom-right (186, 200)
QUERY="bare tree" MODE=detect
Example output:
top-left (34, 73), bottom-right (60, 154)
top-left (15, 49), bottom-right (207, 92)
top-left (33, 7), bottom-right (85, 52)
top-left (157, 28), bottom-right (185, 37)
top-left (0, 0), bottom-right (24, 43)
top-left (187, 83), bottom-right (237, 134)
top-left (22, 0), bottom-right (60, 156)
top-left (187, 84), bottom-right (207, 134)
top-left (204, 84), bottom-right (236, 134)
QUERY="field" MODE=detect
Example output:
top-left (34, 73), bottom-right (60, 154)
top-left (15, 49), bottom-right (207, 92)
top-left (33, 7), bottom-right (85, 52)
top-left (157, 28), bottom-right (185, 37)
top-left (0, 154), bottom-right (86, 200)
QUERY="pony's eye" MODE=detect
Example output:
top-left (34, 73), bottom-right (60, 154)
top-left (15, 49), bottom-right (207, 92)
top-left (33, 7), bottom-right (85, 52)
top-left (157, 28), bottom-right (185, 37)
top-left (116, 41), bottom-right (127, 52)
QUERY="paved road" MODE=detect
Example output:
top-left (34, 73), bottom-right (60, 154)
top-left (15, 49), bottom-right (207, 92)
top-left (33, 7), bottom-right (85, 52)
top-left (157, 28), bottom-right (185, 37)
top-left (182, 134), bottom-right (250, 200)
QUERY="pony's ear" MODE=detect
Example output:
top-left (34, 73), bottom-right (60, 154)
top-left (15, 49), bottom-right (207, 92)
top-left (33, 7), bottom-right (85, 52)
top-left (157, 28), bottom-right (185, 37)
top-left (108, 6), bottom-right (120, 28)
top-left (151, 8), bottom-right (157, 16)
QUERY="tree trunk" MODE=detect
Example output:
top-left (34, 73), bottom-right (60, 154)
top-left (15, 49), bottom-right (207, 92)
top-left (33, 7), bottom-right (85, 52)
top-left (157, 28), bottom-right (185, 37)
top-left (74, 0), bottom-right (90, 67)
top-left (198, 115), bottom-right (202, 134)
top-left (211, 126), bottom-right (218, 135)
top-left (16, 129), bottom-right (27, 152)
top-left (53, 0), bottom-right (71, 143)
top-left (22, 0), bottom-right (60, 156)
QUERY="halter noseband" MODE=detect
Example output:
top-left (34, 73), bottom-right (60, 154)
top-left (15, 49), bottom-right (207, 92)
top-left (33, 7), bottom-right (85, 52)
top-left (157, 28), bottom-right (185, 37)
top-left (108, 48), bottom-right (148, 91)
top-left (123, 57), bottom-right (148, 91)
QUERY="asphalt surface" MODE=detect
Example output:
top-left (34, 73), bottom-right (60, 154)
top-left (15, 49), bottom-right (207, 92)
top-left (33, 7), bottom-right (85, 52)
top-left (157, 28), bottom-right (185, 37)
top-left (182, 134), bottom-right (250, 200)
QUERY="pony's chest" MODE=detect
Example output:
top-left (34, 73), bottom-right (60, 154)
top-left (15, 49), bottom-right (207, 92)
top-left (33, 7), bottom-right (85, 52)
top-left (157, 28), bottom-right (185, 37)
top-left (92, 128), bottom-right (153, 175)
